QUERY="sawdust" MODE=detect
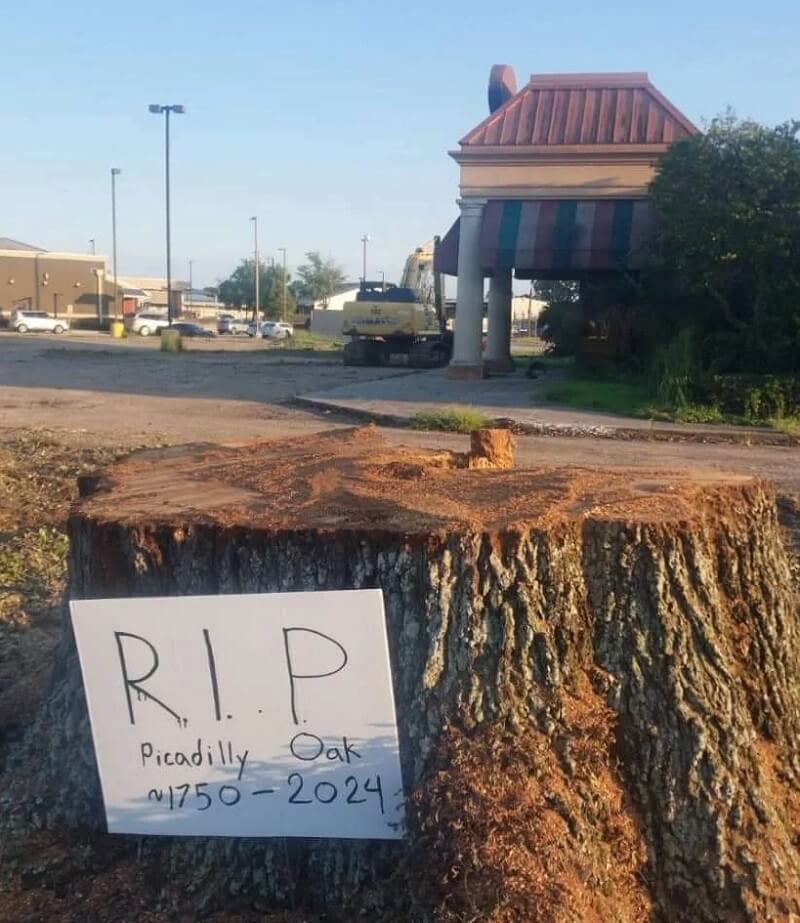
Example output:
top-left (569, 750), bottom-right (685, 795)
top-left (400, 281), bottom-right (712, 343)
top-left (79, 425), bottom-right (756, 535)
top-left (388, 672), bottom-right (653, 923)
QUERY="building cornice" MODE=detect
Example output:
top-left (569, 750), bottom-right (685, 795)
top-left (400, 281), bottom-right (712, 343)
top-left (0, 249), bottom-right (105, 262)
top-left (458, 186), bottom-right (652, 200)
top-left (450, 144), bottom-right (669, 165)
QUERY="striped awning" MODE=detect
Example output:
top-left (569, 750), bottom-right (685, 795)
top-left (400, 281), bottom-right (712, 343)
top-left (435, 199), bottom-right (656, 278)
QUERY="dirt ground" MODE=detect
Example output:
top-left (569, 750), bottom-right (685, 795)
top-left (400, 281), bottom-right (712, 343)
top-left (1, 333), bottom-right (799, 921)
top-left (2, 332), bottom-right (800, 492)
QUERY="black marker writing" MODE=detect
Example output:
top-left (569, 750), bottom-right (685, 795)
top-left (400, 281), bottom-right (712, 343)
top-left (115, 631), bottom-right (182, 726)
top-left (282, 627), bottom-right (348, 725)
top-left (202, 628), bottom-right (222, 722)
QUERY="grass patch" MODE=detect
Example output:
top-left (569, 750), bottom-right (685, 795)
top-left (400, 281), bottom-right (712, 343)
top-left (515, 353), bottom-right (575, 369)
top-left (411, 406), bottom-right (492, 433)
top-left (544, 378), bottom-right (653, 417)
top-left (276, 330), bottom-right (343, 351)
top-left (768, 415), bottom-right (800, 435)
top-left (543, 372), bottom-right (800, 433)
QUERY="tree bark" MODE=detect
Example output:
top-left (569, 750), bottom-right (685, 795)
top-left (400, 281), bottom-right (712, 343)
top-left (3, 428), bottom-right (799, 921)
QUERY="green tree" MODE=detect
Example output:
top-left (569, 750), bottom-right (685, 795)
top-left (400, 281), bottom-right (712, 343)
top-left (264, 264), bottom-right (296, 320)
top-left (218, 260), bottom-right (295, 320)
top-left (532, 280), bottom-right (579, 304)
top-left (648, 112), bottom-right (800, 372)
top-left (295, 251), bottom-right (346, 308)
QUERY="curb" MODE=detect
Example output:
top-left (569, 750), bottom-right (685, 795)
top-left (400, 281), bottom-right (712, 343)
top-left (292, 396), bottom-right (800, 448)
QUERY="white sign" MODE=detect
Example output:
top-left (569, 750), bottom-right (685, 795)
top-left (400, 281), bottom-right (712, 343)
top-left (70, 590), bottom-right (404, 839)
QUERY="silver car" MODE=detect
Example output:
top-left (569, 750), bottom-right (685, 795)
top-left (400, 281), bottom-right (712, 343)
top-left (247, 320), bottom-right (294, 340)
top-left (131, 312), bottom-right (170, 336)
top-left (11, 310), bottom-right (69, 334)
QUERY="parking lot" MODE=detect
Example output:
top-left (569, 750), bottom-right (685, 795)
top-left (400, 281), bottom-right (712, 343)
top-left (0, 330), bottom-right (410, 444)
top-left (2, 329), bottom-right (800, 496)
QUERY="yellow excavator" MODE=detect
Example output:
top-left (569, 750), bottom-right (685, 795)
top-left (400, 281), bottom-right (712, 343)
top-left (342, 240), bottom-right (452, 367)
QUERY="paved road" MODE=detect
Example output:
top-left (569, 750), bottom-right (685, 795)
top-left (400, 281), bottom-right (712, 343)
top-left (1, 333), bottom-right (798, 493)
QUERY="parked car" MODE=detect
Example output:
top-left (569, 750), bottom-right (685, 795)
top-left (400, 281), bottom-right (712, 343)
top-left (11, 310), bottom-right (69, 334)
top-left (217, 314), bottom-right (250, 335)
top-left (247, 320), bottom-right (294, 340)
top-left (131, 312), bottom-right (170, 336)
top-left (170, 322), bottom-right (216, 338)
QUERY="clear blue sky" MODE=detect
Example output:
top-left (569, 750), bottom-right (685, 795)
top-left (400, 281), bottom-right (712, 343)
top-left (3, 0), bottom-right (799, 288)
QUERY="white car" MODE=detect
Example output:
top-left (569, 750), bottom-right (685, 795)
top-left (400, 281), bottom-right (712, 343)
top-left (131, 312), bottom-right (170, 336)
top-left (217, 314), bottom-right (250, 335)
top-left (11, 310), bottom-right (69, 334)
top-left (247, 320), bottom-right (294, 340)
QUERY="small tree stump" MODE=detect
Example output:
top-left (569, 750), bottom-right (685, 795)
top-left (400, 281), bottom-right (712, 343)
top-left (4, 426), bottom-right (800, 921)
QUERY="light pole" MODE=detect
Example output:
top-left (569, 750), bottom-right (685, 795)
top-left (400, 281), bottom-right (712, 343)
top-left (88, 238), bottom-right (95, 255)
top-left (250, 216), bottom-right (259, 322)
top-left (149, 104), bottom-right (185, 325)
top-left (188, 258), bottom-right (194, 310)
top-left (379, 270), bottom-right (385, 291)
top-left (360, 234), bottom-right (370, 285)
top-left (110, 168), bottom-right (121, 319)
top-left (277, 247), bottom-right (287, 320)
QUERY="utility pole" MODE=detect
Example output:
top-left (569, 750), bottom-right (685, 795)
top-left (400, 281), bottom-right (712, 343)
top-left (433, 234), bottom-right (445, 333)
top-left (149, 104), bottom-right (185, 325)
top-left (360, 234), bottom-right (369, 285)
top-left (89, 239), bottom-right (95, 255)
top-left (278, 247), bottom-right (287, 320)
top-left (111, 168), bottom-right (121, 319)
top-left (250, 217), bottom-right (259, 323)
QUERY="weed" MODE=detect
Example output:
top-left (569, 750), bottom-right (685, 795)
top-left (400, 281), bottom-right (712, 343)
top-left (412, 407), bottom-right (492, 433)
top-left (279, 330), bottom-right (343, 351)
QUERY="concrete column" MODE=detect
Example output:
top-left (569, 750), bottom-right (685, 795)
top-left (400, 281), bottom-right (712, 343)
top-left (485, 269), bottom-right (513, 372)
top-left (447, 198), bottom-right (486, 380)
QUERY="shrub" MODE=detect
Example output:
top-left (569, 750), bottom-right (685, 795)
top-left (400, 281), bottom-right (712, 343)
top-left (538, 301), bottom-right (584, 356)
top-left (706, 374), bottom-right (799, 420)
top-left (648, 329), bottom-right (701, 409)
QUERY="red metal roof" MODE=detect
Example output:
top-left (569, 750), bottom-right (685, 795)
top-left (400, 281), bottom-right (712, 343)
top-left (460, 73), bottom-right (698, 147)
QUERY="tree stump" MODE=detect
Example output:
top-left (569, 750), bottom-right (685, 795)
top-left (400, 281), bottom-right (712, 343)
top-left (4, 426), bottom-right (800, 921)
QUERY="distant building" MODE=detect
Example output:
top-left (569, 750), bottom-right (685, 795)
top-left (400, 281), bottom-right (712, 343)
top-left (308, 283), bottom-right (362, 336)
top-left (180, 289), bottom-right (225, 318)
top-left (0, 238), bottom-right (115, 326)
top-left (437, 68), bottom-right (698, 374)
top-left (511, 293), bottom-right (546, 325)
top-left (115, 276), bottom-right (187, 314)
top-left (306, 283), bottom-right (361, 312)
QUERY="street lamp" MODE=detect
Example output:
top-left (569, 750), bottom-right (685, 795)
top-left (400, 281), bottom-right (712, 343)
top-left (277, 247), bottom-right (287, 320)
top-left (360, 234), bottom-right (370, 285)
top-left (379, 270), bottom-right (385, 292)
top-left (250, 216), bottom-right (259, 322)
top-left (88, 238), bottom-right (95, 255)
top-left (110, 168), bottom-right (121, 319)
top-left (149, 103), bottom-right (185, 324)
top-left (188, 258), bottom-right (194, 308)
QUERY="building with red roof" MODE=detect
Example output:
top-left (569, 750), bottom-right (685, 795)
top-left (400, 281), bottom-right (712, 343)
top-left (438, 67), bottom-right (698, 376)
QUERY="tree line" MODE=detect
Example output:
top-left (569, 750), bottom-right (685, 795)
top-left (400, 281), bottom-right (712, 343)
top-left (217, 251), bottom-right (347, 320)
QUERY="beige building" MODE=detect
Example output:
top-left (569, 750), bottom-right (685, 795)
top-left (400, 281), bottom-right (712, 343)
top-left (436, 68), bottom-right (698, 376)
top-left (0, 238), bottom-right (118, 327)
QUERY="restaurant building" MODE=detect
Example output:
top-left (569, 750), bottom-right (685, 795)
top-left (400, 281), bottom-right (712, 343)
top-left (435, 68), bottom-right (698, 376)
